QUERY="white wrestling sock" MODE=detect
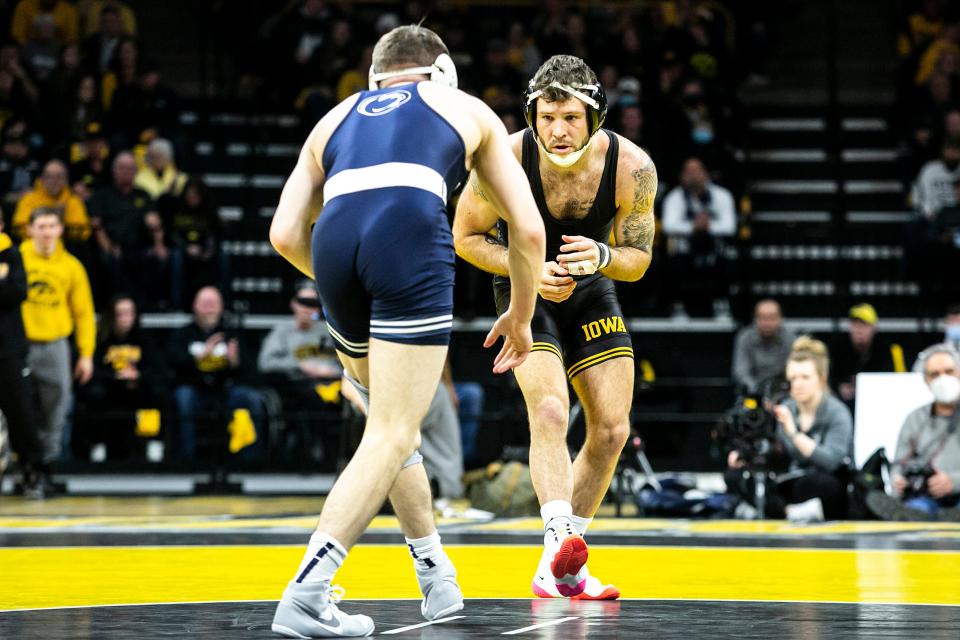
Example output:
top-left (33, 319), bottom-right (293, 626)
top-left (293, 531), bottom-right (347, 584)
top-left (570, 514), bottom-right (592, 536)
top-left (540, 500), bottom-right (573, 534)
top-left (406, 531), bottom-right (445, 572)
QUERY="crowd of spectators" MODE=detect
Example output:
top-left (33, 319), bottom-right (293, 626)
top-left (899, 1), bottom-right (960, 308)
top-left (220, 0), bottom-right (765, 317)
top-left (0, 0), bottom-right (221, 315)
top-left (725, 298), bottom-right (959, 522)
top-left (0, 0), bottom-right (768, 317)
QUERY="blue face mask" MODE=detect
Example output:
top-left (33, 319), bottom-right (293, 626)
top-left (692, 126), bottom-right (714, 145)
top-left (946, 324), bottom-right (960, 343)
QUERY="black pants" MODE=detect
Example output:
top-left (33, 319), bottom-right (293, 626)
top-left (0, 354), bottom-right (42, 467)
top-left (273, 379), bottom-right (342, 466)
top-left (725, 467), bottom-right (848, 520)
top-left (75, 381), bottom-right (159, 459)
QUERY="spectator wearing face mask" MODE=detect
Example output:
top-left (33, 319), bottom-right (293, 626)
top-left (866, 343), bottom-right (960, 522)
top-left (944, 304), bottom-right (960, 351)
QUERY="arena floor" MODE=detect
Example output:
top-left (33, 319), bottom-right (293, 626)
top-left (1, 496), bottom-right (959, 639)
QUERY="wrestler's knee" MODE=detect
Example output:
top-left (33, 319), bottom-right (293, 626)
top-left (586, 418), bottom-right (630, 459)
top-left (529, 394), bottom-right (569, 436)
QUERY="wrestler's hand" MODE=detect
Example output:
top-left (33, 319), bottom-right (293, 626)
top-left (557, 234), bottom-right (601, 275)
top-left (483, 306), bottom-right (533, 374)
top-left (539, 261), bottom-right (576, 302)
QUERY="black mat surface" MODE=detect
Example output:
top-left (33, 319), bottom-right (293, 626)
top-left (3, 598), bottom-right (958, 639)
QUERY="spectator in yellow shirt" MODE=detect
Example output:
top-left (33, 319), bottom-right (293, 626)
top-left (12, 159), bottom-right (90, 248)
top-left (20, 207), bottom-right (95, 465)
top-left (10, 0), bottom-right (78, 45)
top-left (78, 0), bottom-right (136, 39)
top-left (134, 137), bottom-right (187, 200)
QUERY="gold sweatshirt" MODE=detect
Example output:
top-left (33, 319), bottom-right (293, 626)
top-left (19, 239), bottom-right (96, 357)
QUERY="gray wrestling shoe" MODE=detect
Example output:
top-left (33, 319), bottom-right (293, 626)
top-left (414, 554), bottom-right (464, 620)
top-left (272, 581), bottom-right (374, 638)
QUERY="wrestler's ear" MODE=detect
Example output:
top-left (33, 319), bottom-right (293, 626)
top-left (431, 53), bottom-right (458, 89)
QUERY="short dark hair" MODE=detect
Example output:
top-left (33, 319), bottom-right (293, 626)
top-left (947, 303), bottom-right (960, 316)
top-left (29, 206), bottom-right (63, 225)
top-left (371, 25), bottom-right (448, 74)
top-left (530, 55), bottom-right (598, 103)
top-left (293, 278), bottom-right (316, 298)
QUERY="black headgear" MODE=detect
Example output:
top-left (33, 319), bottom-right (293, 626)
top-left (523, 80), bottom-right (608, 138)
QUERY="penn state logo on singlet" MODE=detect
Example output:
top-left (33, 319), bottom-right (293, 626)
top-left (356, 90), bottom-right (412, 117)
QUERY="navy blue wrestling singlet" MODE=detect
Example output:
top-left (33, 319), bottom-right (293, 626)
top-left (311, 84), bottom-right (467, 357)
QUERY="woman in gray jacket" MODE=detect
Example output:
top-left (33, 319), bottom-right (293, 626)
top-left (727, 336), bottom-right (854, 520)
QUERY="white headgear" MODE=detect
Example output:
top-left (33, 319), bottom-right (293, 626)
top-left (523, 81), bottom-right (607, 168)
top-left (368, 53), bottom-right (458, 91)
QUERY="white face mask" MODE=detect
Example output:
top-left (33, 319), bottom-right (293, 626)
top-left (930, 374), bottom-right (960, 404)
top-left (946, 324), bottom-right (960, 343)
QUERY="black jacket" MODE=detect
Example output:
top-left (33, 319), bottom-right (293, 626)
top-left (168, 321), bottom-right (240, 389)
top-left (0, 232), bottom-right (27, 358)
top-left (92, 326), bottom-right (165, 400)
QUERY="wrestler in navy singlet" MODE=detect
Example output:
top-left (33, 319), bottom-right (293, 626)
top-left (312, 84), bottom-right (467, 357)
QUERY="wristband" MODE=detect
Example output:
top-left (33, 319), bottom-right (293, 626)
top-left (595, 241), bottom-right (612, 269)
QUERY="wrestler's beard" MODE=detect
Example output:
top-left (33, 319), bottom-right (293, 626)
top-left (536, 134), bottom-right (594, 168)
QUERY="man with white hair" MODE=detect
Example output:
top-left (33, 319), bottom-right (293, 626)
top-left (135, 137), bottom-right (187, 200)
top-left (867, 343), bottom-right (960, 521)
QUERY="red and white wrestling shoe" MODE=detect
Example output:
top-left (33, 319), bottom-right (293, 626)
top-left (535, 522), bottom-right (591, 597)
top-left (531, 549), bottom-right (620, 600)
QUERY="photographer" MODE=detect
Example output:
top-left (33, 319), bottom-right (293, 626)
top-left (726, 336), bottom-right (853, 521)
top-left (661, 157), bottom-right (737, 317)
top-left (867, 344), bottom-right (960, 521)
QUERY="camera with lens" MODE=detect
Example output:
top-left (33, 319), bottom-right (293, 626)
top-left (715, 395), bottom-right (778, 466)
top-left (714, 378), bottom-right (789, 468)
top-left (901, 461), bottom-right (935, 499)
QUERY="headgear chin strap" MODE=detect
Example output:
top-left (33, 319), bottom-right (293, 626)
top-left (534, 134), bottom-right (594, 168)
top-left (368, 53), bottom-right (458, 90)
top-left (523, 80), bottom-right (608, 168)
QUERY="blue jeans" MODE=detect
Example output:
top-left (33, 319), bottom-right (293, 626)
top-left (904, 493), bottom-right (960, 516)
top-left (174, 384), bottom-right (264, 460)
top-left (454, 382), bottom-right (485, 465)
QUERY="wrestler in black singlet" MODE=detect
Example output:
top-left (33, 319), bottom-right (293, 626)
top-left (493, 129), bottom-right (632, 378)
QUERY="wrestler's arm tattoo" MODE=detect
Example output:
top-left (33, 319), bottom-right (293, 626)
top-left (467, 173), bottom-right (504, 244)
top-left (621, 163), bottom-right (657, 253)
top-left (470, 174), bottom-right (489, 202)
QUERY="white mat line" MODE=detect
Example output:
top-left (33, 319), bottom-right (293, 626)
top-left (502, 616), bottom-right (579, 635)
top-left (381, 615), bottom-right (465, 634)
